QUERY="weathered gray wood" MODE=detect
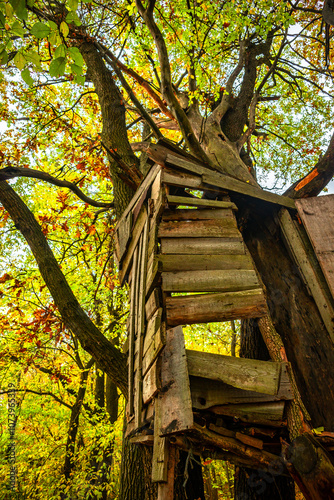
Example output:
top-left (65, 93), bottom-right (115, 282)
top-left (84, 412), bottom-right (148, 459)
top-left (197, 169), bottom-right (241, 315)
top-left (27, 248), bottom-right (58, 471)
top-left (166, 289), bottom-right (266, 326)
top-left (208, 423), bottom-right (264, 449)
top-left (160, 237), bottom-right (245, 255)
top-left (296, 195), bottom-right (334, 298)
top-left (165, 153), bottom-right (296, 209)
top-left (145, 288), bottom-right (161, 322)
top-left (162, 269), bottom-right (260, 293)
top-left (186, 350), bottom-right (281, 395)
top-left (157, 445), bottom-right (176, 500)
top-left (147, 220), bottom-right (159, 257)
top-left (116, 163), bottom-right (160, 228)
top-left (162, 168), bottom-right (209, 190)
top-left (160, 326), bottom-right (193, 435)
top-left (210, 402), bottom-right (286, 426)
top-left (158, 218), bottom-right (240, 239)
top-left (117, 212), bottom-right (133, 263)
top-left (143, 357), bottom-right (161, 404)
top-left (167, 194), bottom-right (237, 210)
top-left (152, 395), bottom-right (169, 483)
top-left (146, 255), bottom-right (160, 296)
top-left (160, 253), bottom-right (253, 273)
top-left (190, 375), bottom-right (292, 410)
top-left (143, 308), bottom-right (163, 356)
top-left (119, 206), bottom-right (148, 285)
top-left (127, 246), bottom-right (139, 419)
top-left (142, 326), bottom-right (165, 376)
top-left (162, 208), bottom-right (234, 221)
top-left (278, 208), bottom-right (334, 341)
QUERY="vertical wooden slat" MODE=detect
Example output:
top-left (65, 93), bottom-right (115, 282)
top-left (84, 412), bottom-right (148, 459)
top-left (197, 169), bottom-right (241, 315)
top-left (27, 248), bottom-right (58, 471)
top-left (134, 218), bottom-right (150, 429)
top-left (152, 394), bottom-right (169, 483)
top-left (127, 246), bottom-right (139, 418)
top-left (157, 445), bottom-right (176, 500)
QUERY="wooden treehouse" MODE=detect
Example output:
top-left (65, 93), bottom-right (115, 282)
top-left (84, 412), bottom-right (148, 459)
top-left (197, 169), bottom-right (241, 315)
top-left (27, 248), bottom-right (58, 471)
top-left (114, 144), bottom-right (334, 499)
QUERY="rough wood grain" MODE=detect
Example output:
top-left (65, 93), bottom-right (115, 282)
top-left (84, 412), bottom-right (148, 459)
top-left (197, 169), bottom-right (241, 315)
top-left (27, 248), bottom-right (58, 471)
top-left (210, 402), bottom-right (286, 426)
top-left (160, 327), bottom-right (193, 435)
top-left (117, 212), bottom-right (133, 263)
top-left (190, 376), bottom-right (292, 410)
top-left (166, 289), bottom-right (266, 326)
top-left (160, 237), bottom-right (245, 255)
top-left (166, 194), bottom-right (237, 210)
top-left (162, 269), bottom-right (260, 293)
top-left (296, 195), bottom-right (334, 298)
top-left (157, 445), bottom-right (176, 500)
top-left (119, 206), bottom-right (148, 285)
top-left (278, 208), bottom-right (334, 341)
top-left (158, 218), bottom-right (240, 239)
top-left (143, 357), bottom-right (161, 405)
top-left (145, 288), bottom-right (161, 322)
top-left (142, 326), bottom-right (166, 377)
top-left (152, 395), bottom-right (169, 483)
top-left (162, 208), bottom-right (234, 221)
top-left (160, 254), bottom-right (253, 273)
top-left (186, 350), bottom-right (281, 395)
top-left (143, 308), bottom-right (162, 356)
top-left (127, 246), bottom-right (139, 418)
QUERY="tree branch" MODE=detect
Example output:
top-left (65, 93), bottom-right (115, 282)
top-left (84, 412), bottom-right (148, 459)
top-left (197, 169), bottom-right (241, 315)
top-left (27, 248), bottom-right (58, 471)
top-left (284, 133), bottom-right (334, 198)
top-left (0, 167), bottom-right (113, 208)
top-left (0, 181), bottom-right (128, 396)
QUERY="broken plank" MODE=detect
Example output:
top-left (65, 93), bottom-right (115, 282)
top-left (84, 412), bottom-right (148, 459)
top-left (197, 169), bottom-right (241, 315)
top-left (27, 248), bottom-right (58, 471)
top-left (162, 269), bottom-right (260, 293)
top-left (167, 194), bottom-right (237, 210)
top-left (160, 326), bottom-right (193, 435)
top-left (160, 253), bottom-right (254, 273)
top-left (160, 237), bottom-right (245, 255)
top-left (162, 208), bottom-right (234, 221)
top-left (143, 358), bottom-right (161, 405)
top-left (119, 206), bottom-right (148, 285)
top-left (166, 289), bottom-right (266, 326)
top-left (186, 350), bottom-right (281, 395)
top-left (158, 218), bottom-right (240, 238)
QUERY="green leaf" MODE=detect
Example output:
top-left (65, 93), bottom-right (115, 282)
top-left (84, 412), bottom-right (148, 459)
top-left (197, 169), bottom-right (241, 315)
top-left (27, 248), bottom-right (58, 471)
top-left (25, 50), bottom-right (41, 69)
top-left (11, 20), bottom-right (25, 37)
top-left (0, 46), bottom-right (8, 65)
top-left (49, 56), bottom-right (66, 77)
top-left (65, 11), bottom-right (81, 26)
top-left (31, 22), bottom-right (51, 39)
top-left (74, 74), bottom-right (85, 85)
top-left (14, 51), bottom-right (26, 70)
top-left (68, 47), bottom-right (83, 66)
top-left (21, 68), bottom-right (34, 86)
top-left (5, 3), bottom-right (14, 20)
top-left (55, 44), bottom-right (66, 58)
top-left (9, 0), bottom-right (27, 20)
top-left (71, 63), bottom-right (83, 75)
top-left (59, 21), bottom-right (69, 38)
top-left (0, 12), bottom-right (5, 28)
top-left (68, 0), bottom-right (79, 10)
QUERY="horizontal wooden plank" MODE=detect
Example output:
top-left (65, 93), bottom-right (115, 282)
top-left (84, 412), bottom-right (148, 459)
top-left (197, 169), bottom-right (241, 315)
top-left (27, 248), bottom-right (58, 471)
top-left (158, 218), bottom-right (239, 239)
top-left (160, 253), bottom-right (254, 273)
top-left (190, 376), bottom-right (291, 410)
top-left (160, 237), bottom-right (245, 255)
top-left (167, 194), bottom-right (237, 210)
top-left (209, 402), bottom-right (286, 426)
top-left (162, 269), bottom-right (260, 293)
top-left (166, 289), bottom-right (266, 326)
top-left (186, 350), bottom-right (281, 395)
top-left (162, 208), bottom-right (234, 221)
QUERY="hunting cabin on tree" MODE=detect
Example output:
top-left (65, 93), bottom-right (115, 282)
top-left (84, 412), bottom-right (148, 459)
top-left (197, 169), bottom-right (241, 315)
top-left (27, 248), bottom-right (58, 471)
top-left (114, 141), bottom-right (334, 500)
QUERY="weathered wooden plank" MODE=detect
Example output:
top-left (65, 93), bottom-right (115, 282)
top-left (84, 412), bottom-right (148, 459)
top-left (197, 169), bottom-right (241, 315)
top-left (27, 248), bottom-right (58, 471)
top-left (210, 402), bottom-right (286, 426)
top-left (142, 326), bottom-right (165, 376)
top-left (190, 375), bottom-right (292, 410)
top-left (162, 168), bottom-right (206, 190)
top-left (152, 395), bottom-right (169, 483)
top-left (160, 326), bottom-right (193, 435)
top-left (296, 195), bottom-right (334, 298)
top-left (119, 206), bottom-right (148, 285)
top-left (162, 269), bottom-right (260, 293)
top-left (143, 308), bottom-right (163, 356)
top-left (148, 220), bottom-right (159, 257)
top-left (143, 357), bottom-right (161, 404)
top-left (167, 194), bottom-right (237, 210)
top-left (162, 208), bottom-right (234, 221)
top-left (157, 445), bottom-right (176, 500)
top-left (114, 230), bottom-right (121, 263)
top-left (127, 246), bottom-right (139, 419)
top-left (160, 237), bottom-right (245, 255)
top-left (160, 253), bottom-right (253, 273)
top-left (116, 163), bottom-right (161, 228)
top-left (145, 288), bottom-right (161, 322)
top-left (166, 289), bottom-right (266, 326)
top-left (117, 212), bottom-right (133, 263)
top-left (146, 256), bottom-right (160, 296)
top-left (186, 350), bottom-right (281, 395)
top-left (278, 208), bottom-right (334, 341)
top-left (158, 218), bottom-right (240, 239)
top-left (165, 153), bottom-right (296, 209)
